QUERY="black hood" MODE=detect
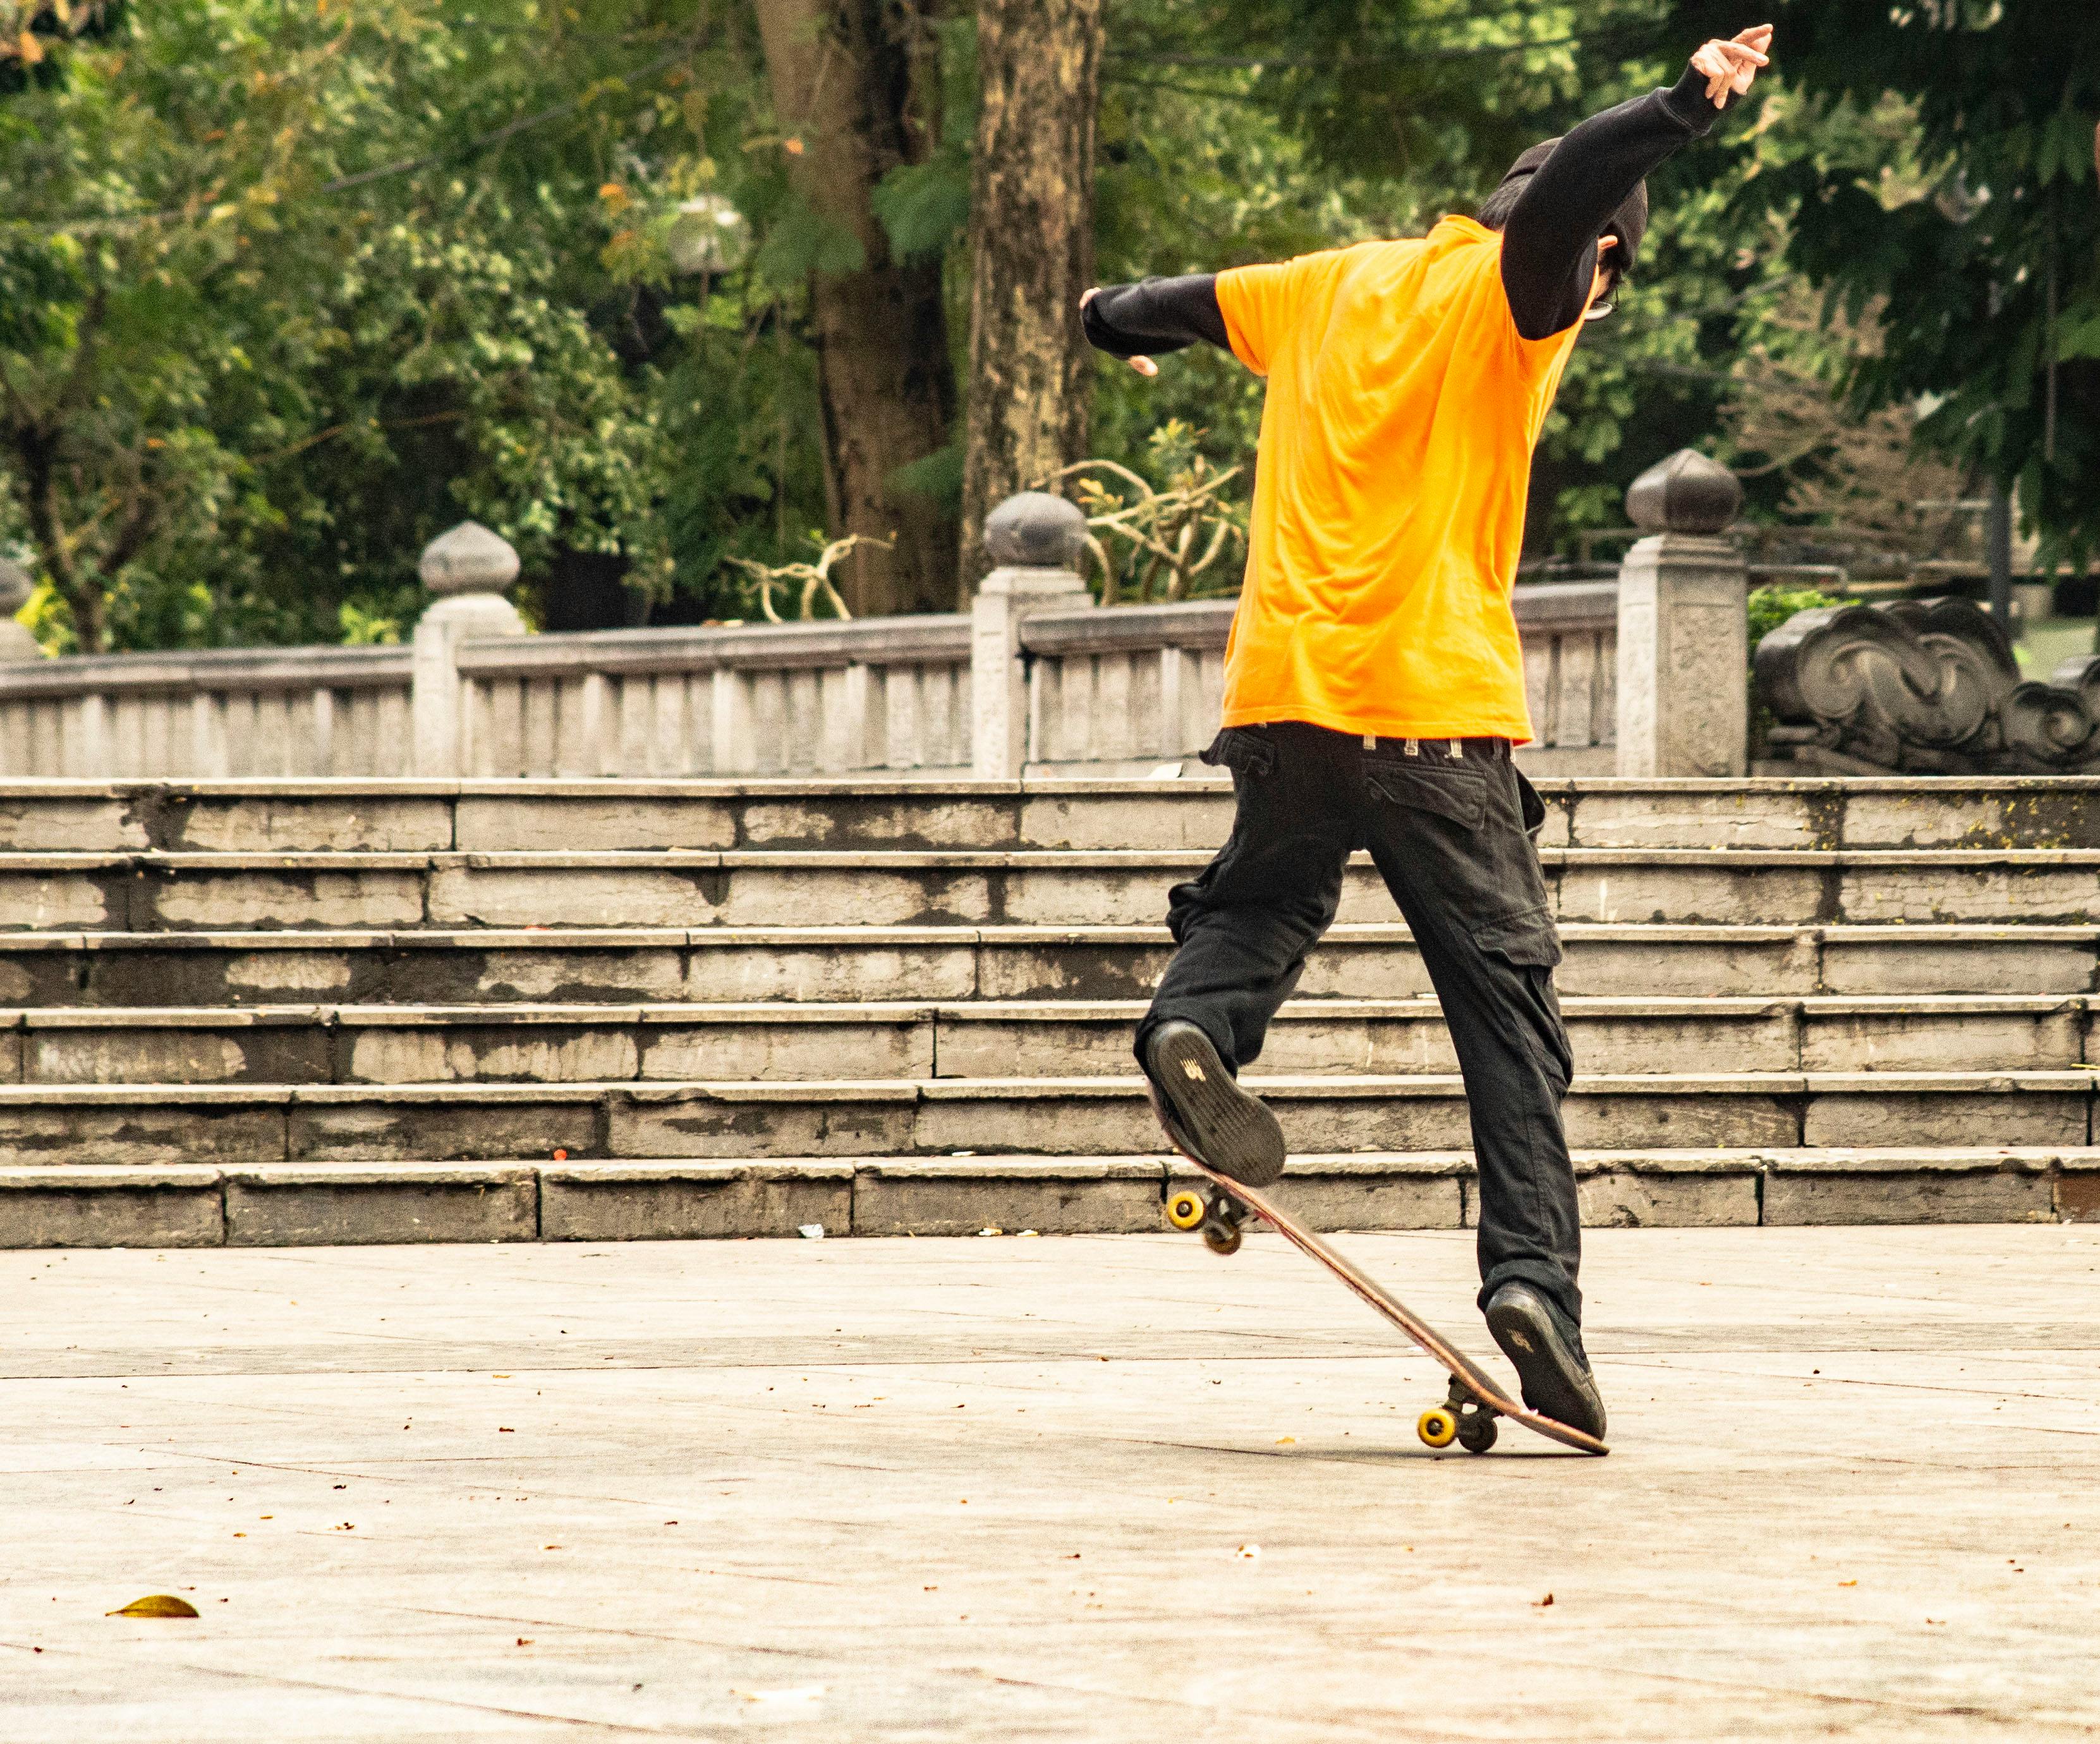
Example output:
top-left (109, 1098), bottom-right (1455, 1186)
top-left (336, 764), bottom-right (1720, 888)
top-left (1492, 137), bottom-right (1648, 279)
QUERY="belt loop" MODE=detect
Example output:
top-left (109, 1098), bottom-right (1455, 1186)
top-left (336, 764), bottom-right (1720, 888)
top-left (1403, 737), bottom-right (1418, 756)
top-left (1363, 734), bottom-right (1376, 750)
top-left (1448, 738), bottom-right (1464, 758)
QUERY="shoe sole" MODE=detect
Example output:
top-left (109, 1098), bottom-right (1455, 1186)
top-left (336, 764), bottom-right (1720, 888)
top-left (1144, 1024), bottom-right (1286, 1189)
top-left (1486, 1288), bottom-right (1607, 1440)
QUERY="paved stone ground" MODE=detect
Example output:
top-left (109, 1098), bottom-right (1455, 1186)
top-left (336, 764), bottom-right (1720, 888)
top-left (3, 1225), bottom-right (2096, 1741)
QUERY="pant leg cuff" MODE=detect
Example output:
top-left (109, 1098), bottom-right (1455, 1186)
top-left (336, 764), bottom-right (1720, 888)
top-left (1478, 1262), bottom-right (1582, 1328)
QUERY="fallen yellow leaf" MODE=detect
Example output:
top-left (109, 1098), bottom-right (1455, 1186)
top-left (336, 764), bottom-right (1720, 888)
top-left (109, 1595), bottom-right (198, 1619)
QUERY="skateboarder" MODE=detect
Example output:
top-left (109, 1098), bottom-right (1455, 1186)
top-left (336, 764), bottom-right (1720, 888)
top-left (1082, 27), bottom-right (1776, 1442)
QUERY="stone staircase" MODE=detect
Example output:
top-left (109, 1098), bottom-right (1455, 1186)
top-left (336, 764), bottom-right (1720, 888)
top-left (1, 775), bottom-right (2096, 1247)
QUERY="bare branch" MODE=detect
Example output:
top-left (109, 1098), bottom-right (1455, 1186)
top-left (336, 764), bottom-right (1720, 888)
top-left (725, 533), bottom-right (892, 622)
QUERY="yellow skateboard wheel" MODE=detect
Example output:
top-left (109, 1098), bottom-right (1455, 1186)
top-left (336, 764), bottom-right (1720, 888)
top-left (1202, 1220), bottom-right (1243, 1257)
top-left (1417, 1407), bottom-right (1459, 1450)
top-left (1166, 1190), bottom-right (1206, 1231)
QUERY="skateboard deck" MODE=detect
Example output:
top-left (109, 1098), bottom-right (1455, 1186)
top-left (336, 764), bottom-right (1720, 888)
top-left (1165, 1156), bottom-right (1608, 1456)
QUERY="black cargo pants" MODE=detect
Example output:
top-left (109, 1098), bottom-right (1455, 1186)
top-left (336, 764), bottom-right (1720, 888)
top-left (1136, 720), bottom-right (1582, 1324)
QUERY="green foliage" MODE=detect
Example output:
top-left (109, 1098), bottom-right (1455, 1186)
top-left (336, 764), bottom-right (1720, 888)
top-left (873, 27), bottom-right (975, 273)
top-left (0, 0), bottom-right (847, 650)
top-left (751, 198), bottom-right (868, 285)
top-left (871, 160), bottom-right (973, 266)
top-left (0, 0), bottom-right (685, 647)
top-left (1748, 583), bottom-right (1842, 654)
top-left (1661, 0), bottom-right (2100, 567)
top-left (4, 0), bottom-right (2079, 657)
top-left (337, 600), bottom-right (401, 646)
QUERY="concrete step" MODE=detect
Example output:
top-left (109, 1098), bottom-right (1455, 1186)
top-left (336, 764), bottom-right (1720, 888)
top-left (7, 996), bottom-right (2089, 1084)
top-left (3, 1146), bottom-right (2094, 1247)
top-left (5, 776), bottom-right (2099, 853)
top-left (2, 923), bottom-right (2093, 1008)
top-left (0, 1070), bottom-right (2087, 1165)
top-left (4, 847), bottom-right (2100, 930)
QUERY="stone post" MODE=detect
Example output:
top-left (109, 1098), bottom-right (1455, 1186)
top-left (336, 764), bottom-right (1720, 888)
top-left (0, 557), bottom-right (45, 662)
top-left (971, 492), bottom-right (1091, 777)
top-left (1615, 451), bottom-right (1749, 778)
top-left (411, 521), bottom-right (525, 778)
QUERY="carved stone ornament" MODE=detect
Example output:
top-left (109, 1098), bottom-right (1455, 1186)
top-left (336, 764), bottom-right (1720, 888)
top-left (1625, 449), bottom-right (1743, 535)
top-left (1756, 596), bottom-right (2100, 773)
top-left (418, 521), bottom-right (521, 597)
top-left (983, 492), bottom-right (1087, 569)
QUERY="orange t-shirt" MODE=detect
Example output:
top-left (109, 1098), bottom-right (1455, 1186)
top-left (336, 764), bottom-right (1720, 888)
top-left (1213, 216), bottom-right (1586, 742)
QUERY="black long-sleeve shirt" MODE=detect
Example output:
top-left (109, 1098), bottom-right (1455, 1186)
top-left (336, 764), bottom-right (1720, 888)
top-left (1084, 62), bottom-right (1728, 358)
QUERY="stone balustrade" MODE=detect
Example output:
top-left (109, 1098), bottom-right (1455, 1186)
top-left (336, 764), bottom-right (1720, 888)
top-left (455, 615), bottom-right (974, 778)
top-left (0, 643), bottom-right (413, 778)
top-left (1519, 580), bottom-right (1620, 774)
top-left (1022, 598), bottom-right (1232, 772)
top-left (0, 454), bottom-right (1753, 780)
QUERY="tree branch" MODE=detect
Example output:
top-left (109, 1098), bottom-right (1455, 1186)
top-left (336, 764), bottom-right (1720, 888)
top-left (100, 481), bottom-right (159, 577)
top-left (15, 427), bottom-right (80, 601)
top-left (0, 351), bottom-right (38, 430)
top-left (54, 282), bottom-right (109, 416)
top-left (251, 409), bottom-right (466, 466)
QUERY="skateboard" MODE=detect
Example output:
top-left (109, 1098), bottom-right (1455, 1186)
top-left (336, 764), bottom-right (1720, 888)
top-left (1162, 1156), bottom-right (1609, 1456)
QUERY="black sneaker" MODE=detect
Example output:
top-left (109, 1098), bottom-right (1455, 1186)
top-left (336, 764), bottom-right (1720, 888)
top-left (1141, 1020), bottom-right (1287, 1188)
top-left (1484, 1281), bottom-right (1608, 1440)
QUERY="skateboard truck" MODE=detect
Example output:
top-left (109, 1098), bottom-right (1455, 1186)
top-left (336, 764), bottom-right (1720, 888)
top-left (1164, 1183), bottom-right (1247, 1256)
top-left (1417, 1375), bottom-right (1500, 1455)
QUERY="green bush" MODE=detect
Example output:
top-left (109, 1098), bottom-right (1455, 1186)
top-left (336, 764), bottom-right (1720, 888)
top-left (1748, 586), bottom-right (1843, 657)
top-left (1746, 586), bottom-right (1842, 763)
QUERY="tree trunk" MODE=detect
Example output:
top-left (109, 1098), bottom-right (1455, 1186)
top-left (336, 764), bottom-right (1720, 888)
top-left (957, 0), bottom-right (1103, 591)
top-left (753, 0), bottom-right (959, 617)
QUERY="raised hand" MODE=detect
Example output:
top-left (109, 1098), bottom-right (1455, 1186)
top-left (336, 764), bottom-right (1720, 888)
top-left (1690, 24), bottom-right (1773, 107)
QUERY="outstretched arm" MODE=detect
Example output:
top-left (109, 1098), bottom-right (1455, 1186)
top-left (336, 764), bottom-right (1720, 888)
top-left (1501, 25), bottom-right (1773, 341)
top-left (1081, 276), bottom-right (1231, 377)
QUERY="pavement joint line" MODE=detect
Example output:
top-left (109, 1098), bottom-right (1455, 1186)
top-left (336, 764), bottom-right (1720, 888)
top-left (398, 1605), bottom-right (829, 1653)
top-left (0, 1639), bottom-right (671, 1733)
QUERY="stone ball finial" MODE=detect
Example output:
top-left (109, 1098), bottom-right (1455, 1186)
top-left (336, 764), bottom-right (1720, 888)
top-left (984, 492), bottom-right (1087, 569)
top-left (0, 555), bottom-right (32, 615)
top-left (1626, 449), bottom-right (1742, 535)
top-left (419, 521), bottom-right (520, 596)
